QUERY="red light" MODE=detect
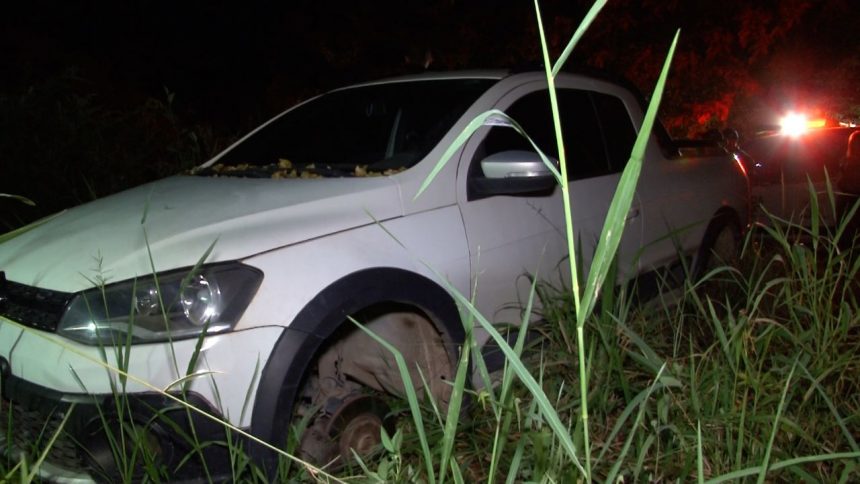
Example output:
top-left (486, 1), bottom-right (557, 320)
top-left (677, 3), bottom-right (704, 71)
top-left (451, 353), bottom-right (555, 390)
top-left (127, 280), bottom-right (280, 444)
top-left (779, 112), bottom-right (827, 136)
top-left (780, 112), bottom-right (808, 136)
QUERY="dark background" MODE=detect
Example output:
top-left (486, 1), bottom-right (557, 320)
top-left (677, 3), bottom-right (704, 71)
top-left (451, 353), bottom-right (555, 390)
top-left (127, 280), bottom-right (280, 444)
top-left (2, 0), bottom-right (858, 228)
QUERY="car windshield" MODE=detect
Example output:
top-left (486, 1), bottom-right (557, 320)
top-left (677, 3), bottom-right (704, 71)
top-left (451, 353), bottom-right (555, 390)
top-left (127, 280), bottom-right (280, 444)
top-left (198, 78), bottom-right (495, 178)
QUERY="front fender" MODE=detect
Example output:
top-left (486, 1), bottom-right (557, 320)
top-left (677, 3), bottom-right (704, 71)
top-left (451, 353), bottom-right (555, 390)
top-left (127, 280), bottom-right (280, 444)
top-left (248, 267), bottom-right (464, 465)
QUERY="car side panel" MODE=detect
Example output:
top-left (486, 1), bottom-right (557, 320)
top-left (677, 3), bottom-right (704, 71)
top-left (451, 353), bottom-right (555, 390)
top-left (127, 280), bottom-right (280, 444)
top-left (637, 154), bottom-right (747, 272)
top-left (237, 205), bottom-right (471, 331)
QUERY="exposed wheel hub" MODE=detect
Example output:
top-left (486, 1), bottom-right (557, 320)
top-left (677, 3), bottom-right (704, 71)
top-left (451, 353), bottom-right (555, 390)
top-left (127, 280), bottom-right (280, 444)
top-left (299, 394), bottom-right (392, 467)
top-left (335, 410), bottom-right (383, 457)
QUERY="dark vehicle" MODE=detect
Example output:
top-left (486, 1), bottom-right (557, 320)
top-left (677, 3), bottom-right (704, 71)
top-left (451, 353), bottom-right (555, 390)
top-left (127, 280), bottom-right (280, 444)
top-left (744, 127), bottom-right (858, 226)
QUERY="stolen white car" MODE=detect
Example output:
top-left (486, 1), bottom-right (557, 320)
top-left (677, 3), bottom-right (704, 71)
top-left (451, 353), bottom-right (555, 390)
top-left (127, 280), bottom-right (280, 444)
top-left (0, 70), bottom-right (747, 481)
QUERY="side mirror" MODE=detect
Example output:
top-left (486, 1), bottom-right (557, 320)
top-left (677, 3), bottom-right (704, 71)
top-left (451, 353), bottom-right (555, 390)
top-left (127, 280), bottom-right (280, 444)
top-left (472, 150), bottom-right (558, 197)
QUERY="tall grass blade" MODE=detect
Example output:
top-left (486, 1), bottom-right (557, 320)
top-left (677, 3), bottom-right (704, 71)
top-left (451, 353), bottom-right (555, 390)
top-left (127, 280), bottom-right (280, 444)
top-left (798, 363), bottom-right (859, 452)
top-left (505, 438), bottom-right (527, 484)
top-left (578, 29), bottom-right (680, 324)
top-left (633, 434), bottom-right (656, 480)
top-left (140, 190), bottom-right (152, 225)
top-left (534, 0), bottom-right (581, 315)
top-left (439, 330), bottom-right (471, 484)
top-left (463, 255), bottom-right (501, 419)
top-left (0, 210), bottom-right (66, 244)
top-left (348, 316), bottom-right (436, 483)
top-left (595, 382), bottom-right (661, 465)
top-left (240, 357), bottom-right (262, 426)
top-left (604, 364), bottom-right (666, 483)
top-left (756, 357), bottom-right (799, 484)
top-left (183, 321), bottom-right (214, 393)
top-left (437, 279), bottom-right (586, 477)
top-left (697, 420), bottom-right (704, 483)
top-left (550, 0), bottom-right (608, 77)
top-left (450, 455), bottom-right (466, 484)
top-left (824, 168), bottom-right (837, 221)
top-left (0, 194), bottom-right (35, 206)
top-left (3, 460), bottom-right (23, 483)
top-left (734, 388), bottom-right (750, 470)
top-left (489, 272), bottom-right (541, 482)
top-left (117, 278), bottom-right (139, 391)
top-left (807, 177), bottom-right (820, 248)
top-left (142, 226), bottom-right (182, 379)
top-left (705, 297), bottom-right (738, 372)
top-left (615, 320), bottom-right (680, 385)
top-left (705, 452), bottom-right (860, 484)
top-left (25, 403), bottom-right (75, 483)
top-left (163, 370), bottom-right (224, 392)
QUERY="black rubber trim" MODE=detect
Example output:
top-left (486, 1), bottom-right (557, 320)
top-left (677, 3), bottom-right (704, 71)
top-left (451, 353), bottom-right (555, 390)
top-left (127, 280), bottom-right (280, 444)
top-left (0, 278), bottom-right (72, 332)
top-left (469, 176), bottom-right (556, 201)
top-left (248, 267), bottom-right (464, 467)
top-left (3, 371), bottom-right (105, 408)
top-left (1, 372), bottom-right (236, 481)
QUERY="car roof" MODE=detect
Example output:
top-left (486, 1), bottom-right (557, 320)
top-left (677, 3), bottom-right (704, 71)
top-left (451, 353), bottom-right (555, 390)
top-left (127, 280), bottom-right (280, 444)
top-left (341, 70), bottom-right (510, 89)
top-left (332, 66), bottom-right (650, 90)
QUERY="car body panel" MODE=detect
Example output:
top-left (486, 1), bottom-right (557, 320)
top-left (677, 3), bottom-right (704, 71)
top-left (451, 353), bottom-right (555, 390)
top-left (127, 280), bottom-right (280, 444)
top-left (637, 151), bottom-right (748, 272)
top-left (0, 175), bottom-right (403, 292)
top-left (237, 205), bottom-right (471, 332)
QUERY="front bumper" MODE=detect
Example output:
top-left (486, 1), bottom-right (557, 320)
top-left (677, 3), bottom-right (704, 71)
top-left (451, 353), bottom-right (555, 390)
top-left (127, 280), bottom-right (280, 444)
top-left (1, 370), bottom-right (233, 482)
top-left (0, 318), bottom-right (285, 481)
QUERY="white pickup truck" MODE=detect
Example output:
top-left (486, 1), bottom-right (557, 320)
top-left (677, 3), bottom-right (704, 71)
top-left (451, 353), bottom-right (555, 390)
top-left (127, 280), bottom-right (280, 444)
top-left (0, 70), bottom-right (747, 480)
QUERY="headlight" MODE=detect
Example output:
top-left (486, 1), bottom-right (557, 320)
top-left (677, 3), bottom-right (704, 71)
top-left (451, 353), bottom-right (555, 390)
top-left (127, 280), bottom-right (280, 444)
top-left (58, 263), bottom-right (263, 345)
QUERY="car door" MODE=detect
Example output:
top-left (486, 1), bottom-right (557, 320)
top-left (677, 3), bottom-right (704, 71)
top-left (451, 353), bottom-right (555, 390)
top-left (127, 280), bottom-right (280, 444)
top-left (456, 78), bottom-right (643, 327)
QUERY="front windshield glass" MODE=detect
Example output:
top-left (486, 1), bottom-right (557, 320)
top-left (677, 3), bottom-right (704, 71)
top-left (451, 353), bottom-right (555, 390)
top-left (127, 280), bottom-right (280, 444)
top-left (199, 78), bottom-right (495, 178)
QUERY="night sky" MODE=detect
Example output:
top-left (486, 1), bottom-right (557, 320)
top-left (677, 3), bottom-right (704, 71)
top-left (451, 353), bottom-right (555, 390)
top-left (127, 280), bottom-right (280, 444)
top-left (3, 0), bottom-right (549, 131)
top-left (1, 0), bottom-right (858, 226)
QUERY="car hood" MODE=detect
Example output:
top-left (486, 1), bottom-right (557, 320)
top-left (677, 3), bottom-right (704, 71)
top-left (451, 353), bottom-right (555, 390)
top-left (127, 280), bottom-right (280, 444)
top-left (0, 176), bottom-right (404, 292)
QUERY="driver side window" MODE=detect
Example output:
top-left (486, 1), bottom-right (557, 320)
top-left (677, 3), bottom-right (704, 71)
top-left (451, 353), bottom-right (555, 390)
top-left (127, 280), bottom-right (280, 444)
top-left (474, 88), bottom-right (636, 181)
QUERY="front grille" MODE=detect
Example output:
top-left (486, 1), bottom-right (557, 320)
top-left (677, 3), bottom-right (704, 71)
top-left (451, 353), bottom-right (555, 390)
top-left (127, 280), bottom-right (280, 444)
top-left (0, 279), bottom-right (71, 332)
top-left (0, 398), bottom-right (88, 473)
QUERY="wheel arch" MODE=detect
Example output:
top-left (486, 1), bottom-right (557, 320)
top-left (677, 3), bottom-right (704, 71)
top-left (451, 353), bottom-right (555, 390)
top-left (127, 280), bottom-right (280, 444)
top-left (692, 205), bottom-right (743, 277)
top-left (248, 267), bottom-right (464, 463)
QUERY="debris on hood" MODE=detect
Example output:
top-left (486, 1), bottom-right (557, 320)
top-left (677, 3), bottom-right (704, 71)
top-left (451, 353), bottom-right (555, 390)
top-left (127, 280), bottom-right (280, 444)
top-left (195, 158), bottom-right (407, 179)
